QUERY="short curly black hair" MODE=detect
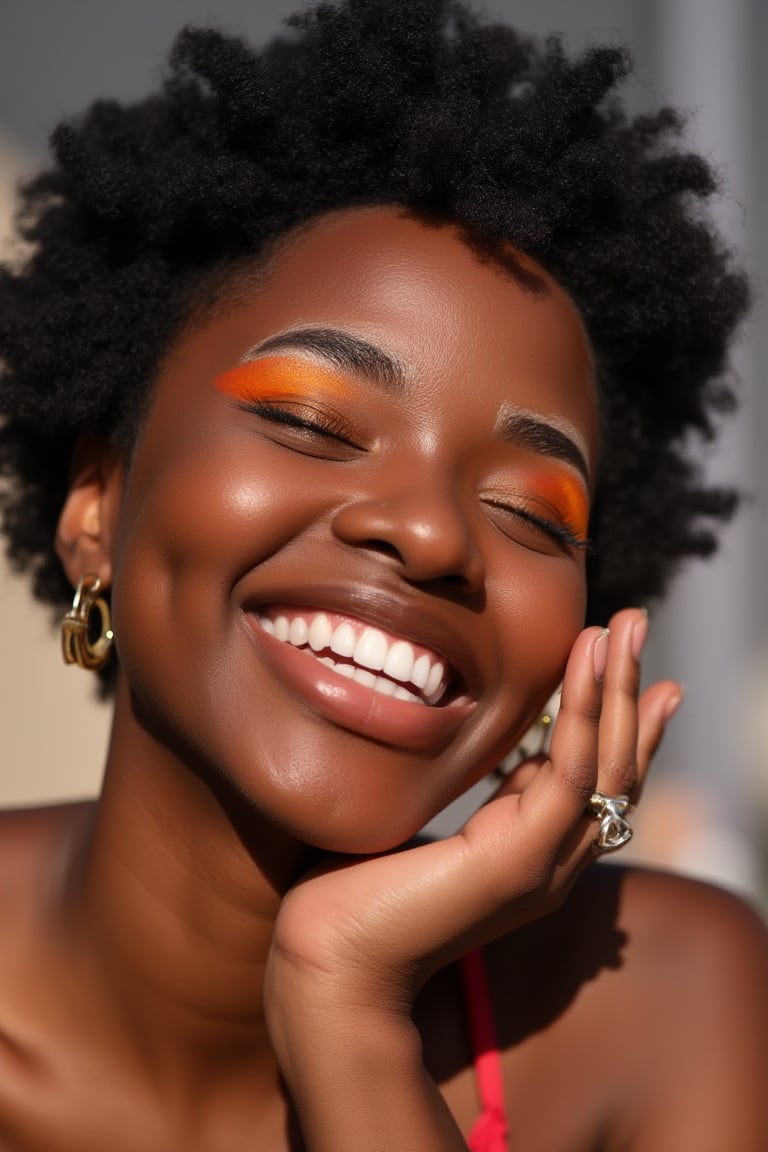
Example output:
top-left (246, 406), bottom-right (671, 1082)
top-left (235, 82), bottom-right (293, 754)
top-left (0, 0), bottom-right (748, 672)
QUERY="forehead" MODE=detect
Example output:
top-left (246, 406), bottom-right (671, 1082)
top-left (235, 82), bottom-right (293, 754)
top-left (173, 206), bottom-right (599, 466)
top-left (262, 208), bottom-right (591, 367)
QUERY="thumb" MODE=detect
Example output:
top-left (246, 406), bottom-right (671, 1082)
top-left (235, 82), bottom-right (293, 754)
top-left (489, 752), bottom-right (549, 796)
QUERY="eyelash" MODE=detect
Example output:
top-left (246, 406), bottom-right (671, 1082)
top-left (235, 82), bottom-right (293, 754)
top-left (239, 400), bottom-right (362, 448)
top-left (484, 499), bottom-right (590, 552)
top-left (239, 401), bottom-right (588, 549)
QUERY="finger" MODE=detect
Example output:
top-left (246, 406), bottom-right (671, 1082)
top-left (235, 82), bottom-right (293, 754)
top-left (487, 753), bottom-right (548, 797)
top-left (635, 680), bottom-right (685, 798)
top-left (462, 626), bottom-right (604, 870)
top-left (520, 625), bottom-right (607, 831)
top-left (594, 608), bottom-right (648, 801)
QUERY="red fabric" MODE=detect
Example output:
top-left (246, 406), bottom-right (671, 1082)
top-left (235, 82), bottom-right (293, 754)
top-left (460, 949), bottom-right (509, 1152)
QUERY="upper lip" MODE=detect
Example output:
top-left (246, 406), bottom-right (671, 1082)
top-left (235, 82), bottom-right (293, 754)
top-left (239, 581), bottom-right (484, 698)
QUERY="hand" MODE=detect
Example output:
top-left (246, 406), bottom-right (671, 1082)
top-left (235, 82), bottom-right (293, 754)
top-left (265, 607), bottom-right (682, 1151)
top-left (267, 608), bottom-right (680, 998)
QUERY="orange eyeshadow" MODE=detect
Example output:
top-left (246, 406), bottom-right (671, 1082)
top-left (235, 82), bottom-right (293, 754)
top-left (528, 470), bottom-right (589, 541)
top-left (213, 355), bottom-right (355, 403)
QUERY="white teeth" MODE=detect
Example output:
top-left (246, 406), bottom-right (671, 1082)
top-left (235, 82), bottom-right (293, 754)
top-left (308, 613), bottom-right (332, 652)
top-left (424, 661), bottom-right (446, 699)
top-left (329, 621), bottom-right (356, 658)
top-left (411, 653), bottom-right (431, 690)
top-left (289, 616), bottom-right (309, 646)
top-left (303, 654), bottom-right (426, 703)
top-left (383, 640), bottom-right (415, 684)
top-left (353, 628), bottom-right (388, 672)
top-left (258, 611), bottom-right (449, 706)
top-left (393, 685), bottom-right (421, 703)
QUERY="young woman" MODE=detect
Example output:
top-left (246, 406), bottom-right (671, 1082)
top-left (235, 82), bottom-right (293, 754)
top-left (0, 2), bottom-right (766, 1149)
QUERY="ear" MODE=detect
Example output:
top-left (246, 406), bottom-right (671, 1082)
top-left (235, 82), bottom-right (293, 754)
top-left (55, 435), bottom-right (124, 593)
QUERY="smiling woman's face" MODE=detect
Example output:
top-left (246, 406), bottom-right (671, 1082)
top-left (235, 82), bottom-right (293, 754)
top-left (106, 206), bottom-right (598, 852)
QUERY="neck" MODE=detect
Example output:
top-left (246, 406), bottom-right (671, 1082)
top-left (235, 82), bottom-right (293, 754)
top-left (57, 683), bottom-right (319, 1088)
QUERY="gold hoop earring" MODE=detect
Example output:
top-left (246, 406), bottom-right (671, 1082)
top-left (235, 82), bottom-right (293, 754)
top-left (61, 574), bottom-right (114, 671)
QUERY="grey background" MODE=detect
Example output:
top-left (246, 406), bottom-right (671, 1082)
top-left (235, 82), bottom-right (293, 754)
top-left (1, 0), bottom-right (766, 906)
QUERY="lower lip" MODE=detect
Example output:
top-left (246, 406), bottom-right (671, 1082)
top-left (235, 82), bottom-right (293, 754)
top-left (244, 616), bottom-right (475, 750)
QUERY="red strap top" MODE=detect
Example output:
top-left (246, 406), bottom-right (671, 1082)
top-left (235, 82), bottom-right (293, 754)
top-left (460, 949), bottom-right (509, 1152)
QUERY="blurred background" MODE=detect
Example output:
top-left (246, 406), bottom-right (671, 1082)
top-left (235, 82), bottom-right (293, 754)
top-left (1, 0), bottom-right (766, 911)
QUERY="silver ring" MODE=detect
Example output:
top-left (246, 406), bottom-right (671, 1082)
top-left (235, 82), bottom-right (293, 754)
top-left (588, 791), bottom-right (633, 852)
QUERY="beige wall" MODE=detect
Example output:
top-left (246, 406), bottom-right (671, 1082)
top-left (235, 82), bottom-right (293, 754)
top-left (0, 563), bottom-right (108, 807)
top-left (0, 133), bottom-right (108, 807)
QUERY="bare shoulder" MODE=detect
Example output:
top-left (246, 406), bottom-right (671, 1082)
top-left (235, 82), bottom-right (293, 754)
top-left (0, 802), bottom-right (94, 1019)
top-left (606, 864), bottom-right (768, 1061)
top-left (601, 863), bottom-right (768, 1067)
top-left (0, 802), bottom-right (93, 1004)
top-left (0, 803), bottom-right (95, 1142)
top-left (611, 866), bottom-right (768, 1150)
top-left (482, 865), bottom-right (768, 1152)
top-left (514, 861), bottom-right (768, 1050)
top-left (616, 857), bottom-right (766, 922)
top-left (0, 801), bottom-right (93, 920)
top-left (493, 860), bottom-right (768, 1005)
top-left (612, 862), bottom-right (768, 975)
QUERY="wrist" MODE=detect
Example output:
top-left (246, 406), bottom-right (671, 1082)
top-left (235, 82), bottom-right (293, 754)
top-left (266, 970), bottom-right (420, 1091)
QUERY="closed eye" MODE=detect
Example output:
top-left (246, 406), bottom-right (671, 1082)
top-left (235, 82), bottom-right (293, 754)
top-left (484, 498), bottom-right (591, 553)
top-left (239, 400), bottom-right (363, 450)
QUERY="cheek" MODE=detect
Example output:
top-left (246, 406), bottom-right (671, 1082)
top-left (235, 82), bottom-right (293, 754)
top-left (508, 558), bottom-right (587, 632)
top-left (117, 440), bottom-right (312, 570)
top-left (488, 553), bottom-right (586, 725)
top-left (108, 440), bottom-right (326, 679)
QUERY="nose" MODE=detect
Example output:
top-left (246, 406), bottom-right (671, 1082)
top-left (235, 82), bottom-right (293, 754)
top-left (331, 483), bottom-right (486, 594)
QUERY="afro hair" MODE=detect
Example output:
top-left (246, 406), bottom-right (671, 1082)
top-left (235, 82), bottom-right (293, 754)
top-left (0, 0), bottom-right (749, 686)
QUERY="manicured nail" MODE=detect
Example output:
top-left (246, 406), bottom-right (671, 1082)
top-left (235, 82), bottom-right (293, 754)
top-left (593, 628), bottom-right (610, 682)
top-left (631, 610), bottom-right (649, 662)
top-left (663, 687), bottom-right (685, 722)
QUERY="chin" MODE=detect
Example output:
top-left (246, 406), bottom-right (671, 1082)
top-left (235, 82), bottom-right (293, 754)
top-left (270, 790), bottom-right (437, 856)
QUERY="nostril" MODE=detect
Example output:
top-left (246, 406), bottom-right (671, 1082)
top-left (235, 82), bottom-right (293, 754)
top-left (331, 497), bottom-right (484, 590)
top-left (440, 571), bottom-right (473, 590)
top-left (363, 538), bottom-right (403, 562)
top-left (341, 536), bottom-right (478, 590)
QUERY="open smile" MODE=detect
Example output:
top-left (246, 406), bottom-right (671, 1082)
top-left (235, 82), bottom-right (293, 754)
top-left (244, 601), bottom-right (474, 750)
top-left (256, 606), bottom-right (453, 706)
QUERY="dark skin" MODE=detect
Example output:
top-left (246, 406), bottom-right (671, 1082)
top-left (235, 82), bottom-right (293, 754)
top-left (0, 207), bottom-right (766, 1151)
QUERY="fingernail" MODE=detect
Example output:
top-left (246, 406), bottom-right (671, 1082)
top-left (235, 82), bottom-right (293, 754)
top-left (663, 687), bottom-right (686, 722)
top-left (593, 628), bottom-right (610, 682)
top-left (631, 610), bottom-right (649, 662)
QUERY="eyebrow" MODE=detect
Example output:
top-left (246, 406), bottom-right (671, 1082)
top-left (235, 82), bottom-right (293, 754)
top-left (244, 326), bottom-right (590, 481)
top-left (496, 405), bottom-right (590, 484)
top-left (244, 326), bottom-right (407, 392)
